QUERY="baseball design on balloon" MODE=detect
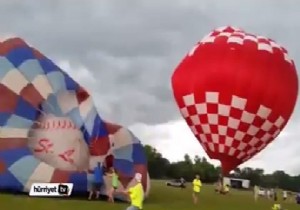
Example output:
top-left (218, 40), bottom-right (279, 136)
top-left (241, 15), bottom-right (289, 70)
top-left (28, 114), bottom-right (90, 171)
top-left (171, 26), bottom-right (298, 175)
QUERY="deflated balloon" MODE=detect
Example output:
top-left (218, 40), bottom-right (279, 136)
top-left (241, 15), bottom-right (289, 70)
top-left (0, 37), bottom-right (150, 199)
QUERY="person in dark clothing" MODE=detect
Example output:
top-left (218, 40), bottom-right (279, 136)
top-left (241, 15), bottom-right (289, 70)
top-left (274, 190), bottom-right (278, 202)
top-left (88, 162), bottom-right (104, 200)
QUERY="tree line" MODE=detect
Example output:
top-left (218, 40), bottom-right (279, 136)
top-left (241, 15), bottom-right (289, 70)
top-left (144, 145), bottom-right (300, 192)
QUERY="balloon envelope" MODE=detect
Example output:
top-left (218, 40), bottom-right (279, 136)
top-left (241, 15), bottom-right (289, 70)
top-left (0, 38), bottom-right (150, 199)
top-left (171, 26), bottom-right (298, 174)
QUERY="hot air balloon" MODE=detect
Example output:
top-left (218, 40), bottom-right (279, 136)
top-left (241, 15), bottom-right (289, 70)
top-left (171, 26), bottom-right (298, 175)
top-left (0, 37), bottom-right (150, 200)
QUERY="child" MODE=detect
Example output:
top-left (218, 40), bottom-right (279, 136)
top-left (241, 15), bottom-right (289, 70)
top-left (107, 167), bottom-right (119, 203)
top-left (272, 204), bottom-right (281, 210)
top-left (122, 173), bottom-right (144, 210)
top-left (222, 184), bottom-right (230, 195)
top-left (272, 203), bottom-right (286, 210)
top-left (192, 174), bottom-right (202, 204)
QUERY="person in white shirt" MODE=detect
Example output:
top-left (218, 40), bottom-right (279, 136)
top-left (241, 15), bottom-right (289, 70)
top-left (267, 190), bottom-right (271, 199)
top-left (283, 191), bottom-right (287, 201)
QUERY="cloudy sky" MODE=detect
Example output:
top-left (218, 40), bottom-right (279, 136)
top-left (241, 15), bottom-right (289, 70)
top-left (1, 0), bottom-right (299, 175)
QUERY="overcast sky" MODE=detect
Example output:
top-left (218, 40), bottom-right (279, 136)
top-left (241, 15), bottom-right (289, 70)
top-left (1, 0), bottom-right (299, 175)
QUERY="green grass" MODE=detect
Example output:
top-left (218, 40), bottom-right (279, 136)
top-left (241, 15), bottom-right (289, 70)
top-left (0, 180), bottom-right (298, 210)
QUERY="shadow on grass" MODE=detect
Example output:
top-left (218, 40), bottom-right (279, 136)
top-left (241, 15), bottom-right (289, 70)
top-left (0, 190), bottom-right (125, 203)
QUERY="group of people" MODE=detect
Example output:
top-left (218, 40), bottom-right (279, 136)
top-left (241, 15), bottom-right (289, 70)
top-left (88, 161), bottom-right (144, 210)
top-left (86, 166), bottom-right (296, 210)
top-left (253, 185), bottom-right (294, 210)
top-left (184, 173), bottom-right (298, 210)
top-left (87, 162), bottom-right (119, 202)
top-left (253, 186), bottom-right (291, 202)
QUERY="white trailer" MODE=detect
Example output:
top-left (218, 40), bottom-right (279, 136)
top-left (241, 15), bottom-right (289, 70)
top-left (223, 177), bottom-right (250, 189)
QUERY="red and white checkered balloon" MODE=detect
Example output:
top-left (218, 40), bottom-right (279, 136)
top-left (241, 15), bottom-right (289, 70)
top-left (171, 26), bottom-right (298, 175)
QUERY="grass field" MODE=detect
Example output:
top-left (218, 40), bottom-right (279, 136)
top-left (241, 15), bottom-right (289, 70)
top-left (0, 180), bottom-right (298, 210)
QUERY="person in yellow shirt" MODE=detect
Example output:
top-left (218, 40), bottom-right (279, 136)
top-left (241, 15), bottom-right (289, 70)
top-left (192, 174), bottom-right (202, 204)
top-left (123, 173), bottom-right (144, 210)
top-left (272, 203), bottom-right (284, 210)
top-left (222, 184), bottom-right (229, 194)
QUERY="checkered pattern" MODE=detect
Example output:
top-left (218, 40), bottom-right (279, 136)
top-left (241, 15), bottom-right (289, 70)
top-left (180, 92), bottom-right (285, 162)
top-left (0, 38), bottom-right (100, 143)
top-left (188, 26), bottom-right (293, 64)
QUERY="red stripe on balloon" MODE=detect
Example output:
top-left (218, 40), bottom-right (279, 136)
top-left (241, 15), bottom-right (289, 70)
top-left (0, 84), bottom-right (19, 113)
top-left (0, 138), bottom-right (27, 151)
top-left (0, 38), bottom-right (29, 56)
top-left (51, 169), bottom-right (72, 183)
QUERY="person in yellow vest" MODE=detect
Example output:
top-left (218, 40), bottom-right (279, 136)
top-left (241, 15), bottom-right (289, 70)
top-left (192, 174), bottom-right (202, 204)
top-left (272, 203), bottom-right (283, 210)
top-left (122, 173), bottom-right (144, 210)
top-left (222, 184), bottom-right (229, 194)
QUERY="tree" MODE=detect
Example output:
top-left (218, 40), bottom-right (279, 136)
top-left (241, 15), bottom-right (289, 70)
top-left (144, 145), bottom-right (169, 179)
top-left (233, 167), bottom-right (241, 177)
top-left (142, 145), bottom-right (300, 191)
top-left (194, 155), bottom-right (201, 164)
top-left (184, 154), bottom-right (193, 165)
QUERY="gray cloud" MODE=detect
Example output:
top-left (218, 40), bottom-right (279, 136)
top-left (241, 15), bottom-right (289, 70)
top-left (0, 0), bottom-right (299, 173)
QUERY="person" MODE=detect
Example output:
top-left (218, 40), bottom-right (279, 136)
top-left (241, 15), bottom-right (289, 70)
top-left (217, 174), bottom-right (223, 194)
top-left (267, 189), bottom-right (271, 199)
top-left (222, 184), bottom-right (230, 195)
top-left (271, 188), bottom-right (275, 199)
top-left (272, 203), bottom-right (282, 210)
top-left (122, 173), bottom-right (144, 210)
top-left (214, 182), bottom-right (219, 193)
top-left (88, 162), bottom-right (104, 200)
top-left (288, 191), bottom-right (293, 202)
top-left (273, 189), bottom-right (278, 202)
top-left (272, 203), bottom-right (287, 210)
top-left (180, 177), bottom-right (185, 188)
top-left (107, 167), bottom-right (119, 203)
top-left (254, 185), bottom-right (259, 202)
top-left (282, 190), bottom-right (287, 201)
top-left (219, 183), bottom-right (229, 195)
top-left (192, 174), bottom-right (202, 204)
top-left (296, 192), bottom-right (300, 204)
